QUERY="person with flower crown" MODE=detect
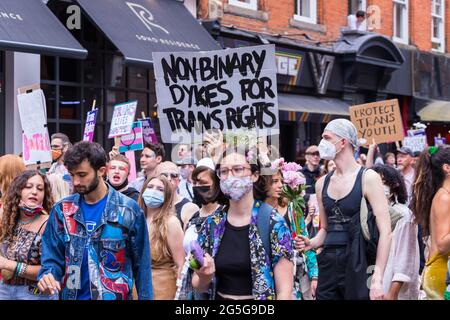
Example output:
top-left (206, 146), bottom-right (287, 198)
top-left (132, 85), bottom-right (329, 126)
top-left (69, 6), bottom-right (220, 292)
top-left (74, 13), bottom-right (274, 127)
top-left (192, 144), bottom-right (294, 300)
top-left (0, 170), bottom-right (56, 300)
top-left (265, 158), bottom-right (319, 300)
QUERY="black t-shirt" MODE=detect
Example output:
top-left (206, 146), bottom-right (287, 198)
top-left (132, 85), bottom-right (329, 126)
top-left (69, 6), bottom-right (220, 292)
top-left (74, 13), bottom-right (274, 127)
top-left (302, 166), bottom-right (321, 194)
top-left (215, 220), bottom-right (253, 296)
top-left (122, 187), bottom-right (140, 203)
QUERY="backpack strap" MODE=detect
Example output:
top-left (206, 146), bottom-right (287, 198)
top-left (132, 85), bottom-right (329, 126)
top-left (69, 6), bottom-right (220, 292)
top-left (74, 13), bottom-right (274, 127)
top-left (256, 201), bottom-right (273, 263)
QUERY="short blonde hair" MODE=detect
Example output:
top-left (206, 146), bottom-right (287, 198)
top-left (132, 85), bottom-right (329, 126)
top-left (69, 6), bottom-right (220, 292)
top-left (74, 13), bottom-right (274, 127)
top-left (46, 173), bottom-right (71, 203)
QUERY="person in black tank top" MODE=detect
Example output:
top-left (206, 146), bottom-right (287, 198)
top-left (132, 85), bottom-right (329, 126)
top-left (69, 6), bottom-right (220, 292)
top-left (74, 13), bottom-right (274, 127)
top-left (295, 119), bottom-right (392, 300)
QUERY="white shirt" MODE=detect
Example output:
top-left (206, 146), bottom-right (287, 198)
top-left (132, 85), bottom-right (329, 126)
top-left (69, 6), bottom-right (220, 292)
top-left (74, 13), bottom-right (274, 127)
top-left (347, 15), bottom-right (367, 31)
top-left (383, 204), bottom-right (420, 300)
top-left (178, 178), bottom-right (194, 202)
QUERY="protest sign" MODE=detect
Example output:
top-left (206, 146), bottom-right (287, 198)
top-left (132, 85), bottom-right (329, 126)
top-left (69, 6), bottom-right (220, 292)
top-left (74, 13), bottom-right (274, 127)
top-left (125, 151), bottom-right (137, 182)
top-left (140, 117), bottom-right (159, 144)
top-left (118, 121), bottom-right (144, 153)
top-left (108, 101), bottom-right (138, 138)
top-left (17, 86), bottom-right (51, 168)
top-left (434, 135), bottom-right (446, 146)
top-left (403, 136), bottom-right (428, 153)
top-left (349, 99), bottom-right (404, 145)
top-left (83, 109), bottom-right (98, 142)
top-left (152, 44), bottom-right (279, 144)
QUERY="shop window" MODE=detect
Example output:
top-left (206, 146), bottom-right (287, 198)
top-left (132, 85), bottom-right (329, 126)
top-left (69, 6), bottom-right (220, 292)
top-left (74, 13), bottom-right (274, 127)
top-left (432, 0), bottom-right (445, 52)
top-left (106, 54), bottom-right (126, 88)
top-left (393, 0), bottom-right (409, 44)
top-left (59, 123), bottom-right (82, 145)
top-left (60, 57), bottom-right (82, 83)
top-left (128, 67), bottom-right (148, 90)
top-left (84, 52), bottom-right (104, 85)
top-left (294, 0), bottom-right (317, 24)
top-left (59, 86), bottom-right (82, 120)
top-left (41, 84), bottom-right (57, 119)
top-left (41, 56), bottom-right (56, 81)
top-left (229, 0), bottom-right (258, 11)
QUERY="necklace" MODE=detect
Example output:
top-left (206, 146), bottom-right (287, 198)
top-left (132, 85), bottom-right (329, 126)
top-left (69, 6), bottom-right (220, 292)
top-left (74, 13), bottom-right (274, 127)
top-left (18, 213), bottom-right (41, 226)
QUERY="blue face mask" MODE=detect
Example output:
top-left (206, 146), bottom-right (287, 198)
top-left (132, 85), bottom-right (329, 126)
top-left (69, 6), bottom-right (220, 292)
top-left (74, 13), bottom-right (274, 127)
top-left (142, 189), bottom-right (165, 208)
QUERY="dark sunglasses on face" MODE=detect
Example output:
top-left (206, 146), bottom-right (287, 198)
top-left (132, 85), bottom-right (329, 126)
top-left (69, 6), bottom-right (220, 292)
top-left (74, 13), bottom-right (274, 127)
top-left (306, 151), bottom-right (320, 157)
top-left (161, 172), bottom-right (179, 179)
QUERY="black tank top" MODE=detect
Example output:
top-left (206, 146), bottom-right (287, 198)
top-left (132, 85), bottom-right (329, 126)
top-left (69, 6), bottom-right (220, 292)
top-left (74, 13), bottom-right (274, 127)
top-left (175, 197), bottom-right (191, 229)
top-left (322, 166), bottom-right (364, 247)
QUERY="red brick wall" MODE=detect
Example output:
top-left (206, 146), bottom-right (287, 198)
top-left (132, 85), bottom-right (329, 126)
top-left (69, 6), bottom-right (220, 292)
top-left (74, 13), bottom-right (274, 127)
top-left (198, 0), bottom-right (449, 53)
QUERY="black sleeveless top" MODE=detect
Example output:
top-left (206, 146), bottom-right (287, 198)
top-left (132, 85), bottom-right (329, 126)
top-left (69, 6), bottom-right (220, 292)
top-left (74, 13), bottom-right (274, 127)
top-left (322, 167), bottom-right (364, 247)
top-left (175, 197), bottom-right (191, 229)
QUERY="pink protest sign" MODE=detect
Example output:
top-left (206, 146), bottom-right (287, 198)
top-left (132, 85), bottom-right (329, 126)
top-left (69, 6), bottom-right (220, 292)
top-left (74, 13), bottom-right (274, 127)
top-left (125, 151), bottom-right (137, 182)
top-left (83, 109), bottom-right (98, 142)
top-left (119, 121), bottom-right (144, 153)
top-left (140, 117), bottom-right (159, 144)
top-left (108, 100), bottom-right (138, 138)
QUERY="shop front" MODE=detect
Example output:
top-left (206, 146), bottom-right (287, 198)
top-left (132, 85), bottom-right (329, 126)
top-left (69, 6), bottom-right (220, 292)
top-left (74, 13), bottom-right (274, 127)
top-left (204, 23), bottom-right (409, 161)
top-left (0, 0), bottom-right (87, 155)
top-left (42, 0), bottom-right (219, 154)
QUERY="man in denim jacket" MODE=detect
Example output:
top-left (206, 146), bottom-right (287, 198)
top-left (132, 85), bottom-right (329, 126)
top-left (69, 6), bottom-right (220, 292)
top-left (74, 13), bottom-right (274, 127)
top-left (37, 141), bottom-right (153, 300)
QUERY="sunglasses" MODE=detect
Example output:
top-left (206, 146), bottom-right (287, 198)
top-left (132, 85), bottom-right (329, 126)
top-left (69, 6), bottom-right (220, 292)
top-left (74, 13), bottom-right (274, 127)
top-left (306, 151), bottom-right (320, 157)
top-left (161, 172), bottom-right (179, 179)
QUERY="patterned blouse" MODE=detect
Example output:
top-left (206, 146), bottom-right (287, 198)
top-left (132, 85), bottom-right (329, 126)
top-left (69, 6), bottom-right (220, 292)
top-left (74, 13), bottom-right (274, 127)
top-left (197, 200), bottom-right (293, 300)
top-left (0, 223), bottom-right (46, 286)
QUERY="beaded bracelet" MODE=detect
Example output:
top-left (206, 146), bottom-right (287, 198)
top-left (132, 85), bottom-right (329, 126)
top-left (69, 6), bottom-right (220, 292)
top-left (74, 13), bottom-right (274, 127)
top-left (13, 262), bottom-right (22, 277)
top-left (18, 263), bottom-right (27, 278)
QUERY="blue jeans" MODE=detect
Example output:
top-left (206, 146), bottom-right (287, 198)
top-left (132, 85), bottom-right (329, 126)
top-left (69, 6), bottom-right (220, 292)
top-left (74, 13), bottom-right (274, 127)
top-left (0, 282), bottom-right (58, 300)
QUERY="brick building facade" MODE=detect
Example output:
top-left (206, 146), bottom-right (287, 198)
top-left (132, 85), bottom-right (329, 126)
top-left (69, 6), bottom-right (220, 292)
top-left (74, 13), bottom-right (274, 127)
top-left (198, 0), bottom-right (450, 160)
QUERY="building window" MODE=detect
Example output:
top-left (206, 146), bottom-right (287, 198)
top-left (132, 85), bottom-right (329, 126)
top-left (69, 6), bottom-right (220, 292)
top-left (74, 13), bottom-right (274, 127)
top-left (348, 0), bottom-right (367, 14)
top-left (432, 0), bottom-right (445, 52)
top-left (393, 0), bottom-right (409, 44)
top-left (229, 0), bottom-right (258, 11)
top-left (294, 0), bottom-right (317, 24)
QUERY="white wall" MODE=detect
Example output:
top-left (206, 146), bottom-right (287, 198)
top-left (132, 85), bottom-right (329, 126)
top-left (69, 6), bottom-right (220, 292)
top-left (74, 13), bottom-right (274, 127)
top-left (4, 52), bottom-right (41, 154)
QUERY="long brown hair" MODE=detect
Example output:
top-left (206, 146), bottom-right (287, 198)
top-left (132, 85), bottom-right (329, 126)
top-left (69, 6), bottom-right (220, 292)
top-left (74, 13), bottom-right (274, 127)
top-left (0, 170), bottom-right (54, 241)
top-left (138, 175), bottom-right (175, 260)
top-left (266, 170), bottom-right (289, 208)
top-left (411, 146), bottom-right (450, 234)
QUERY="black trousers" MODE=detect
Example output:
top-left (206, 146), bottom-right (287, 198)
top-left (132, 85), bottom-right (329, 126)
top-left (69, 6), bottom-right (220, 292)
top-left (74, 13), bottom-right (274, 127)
top-left (316, 247), bottom-right (348, 300)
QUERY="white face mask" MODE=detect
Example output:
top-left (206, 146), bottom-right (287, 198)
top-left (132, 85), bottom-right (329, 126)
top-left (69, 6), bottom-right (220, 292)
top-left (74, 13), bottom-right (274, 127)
top-left (318, 139), bottom-right (341, 161)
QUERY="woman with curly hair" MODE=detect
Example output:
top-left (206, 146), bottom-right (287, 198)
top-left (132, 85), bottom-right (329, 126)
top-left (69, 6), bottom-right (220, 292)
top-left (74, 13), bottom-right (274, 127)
top-left (0, 170), bottom-right (56, 300)
top-left (411, 146), bottom-right (450, 300)
top-left (138, 174), bottom-right (185, 300)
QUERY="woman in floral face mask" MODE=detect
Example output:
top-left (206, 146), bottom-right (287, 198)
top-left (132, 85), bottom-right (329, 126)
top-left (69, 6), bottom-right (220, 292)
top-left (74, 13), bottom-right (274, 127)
top-left (192, 148), bottom-right (294, 300)
top-left (138, 175), bottom-right (185, 300)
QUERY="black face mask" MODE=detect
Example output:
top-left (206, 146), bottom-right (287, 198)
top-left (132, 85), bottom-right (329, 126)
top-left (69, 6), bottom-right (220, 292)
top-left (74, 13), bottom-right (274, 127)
top-left (193, 185), bottom-right (217, 206)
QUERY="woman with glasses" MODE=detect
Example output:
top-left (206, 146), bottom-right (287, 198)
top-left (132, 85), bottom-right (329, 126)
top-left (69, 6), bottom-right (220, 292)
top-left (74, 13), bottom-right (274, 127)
top-left (138, 174), bottom-right (185, 300)
top-left (264, 168), bottom-right (318, 300)
top-left (157, 162), bottom-right (199, 231)
top-left (192, 148), bottom-right (294, 300)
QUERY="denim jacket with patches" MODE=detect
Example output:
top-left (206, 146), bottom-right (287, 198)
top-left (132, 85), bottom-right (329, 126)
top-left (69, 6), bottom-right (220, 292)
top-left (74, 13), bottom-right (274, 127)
top-left (38, 186), bottom-right (153, 300)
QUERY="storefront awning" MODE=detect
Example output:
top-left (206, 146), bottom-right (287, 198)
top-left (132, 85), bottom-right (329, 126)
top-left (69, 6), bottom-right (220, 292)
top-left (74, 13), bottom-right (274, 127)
top-left (417, 99), bottom-right (450, 122)
top-left (278, 94), bottom-right (350, 116)
top-left (76, 0), bottom-right (221, 66)
top-left (0, 0), bottom-right (87, 58)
